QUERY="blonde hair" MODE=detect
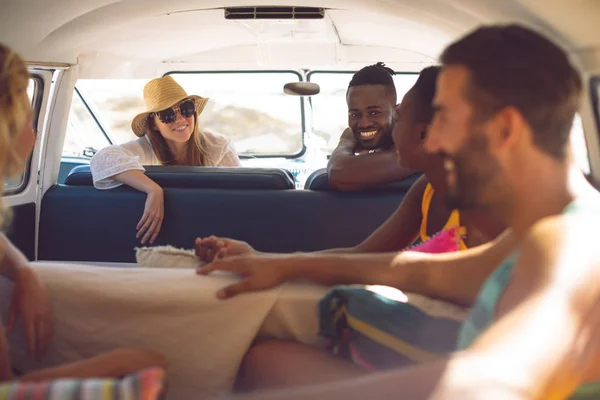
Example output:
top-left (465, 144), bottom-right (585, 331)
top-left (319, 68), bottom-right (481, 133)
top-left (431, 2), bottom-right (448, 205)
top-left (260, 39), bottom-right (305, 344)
top-left (0, 43), bottom-right (30, 228)
top-left (144, 112), bottom-right (213, 166)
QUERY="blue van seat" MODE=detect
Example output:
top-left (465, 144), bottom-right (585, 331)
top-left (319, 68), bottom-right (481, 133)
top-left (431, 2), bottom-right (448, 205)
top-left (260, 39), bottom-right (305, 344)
top-left (65, 165), bottom-right (295, 190)
top-left (304, 168), bottom-right (422, 191)
top-left (39, 185), bottom-right (405, 263)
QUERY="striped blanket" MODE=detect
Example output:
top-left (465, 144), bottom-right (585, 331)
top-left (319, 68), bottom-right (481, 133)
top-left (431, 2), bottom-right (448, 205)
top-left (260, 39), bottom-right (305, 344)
top-left (0, 367), bottom-right (165, 400)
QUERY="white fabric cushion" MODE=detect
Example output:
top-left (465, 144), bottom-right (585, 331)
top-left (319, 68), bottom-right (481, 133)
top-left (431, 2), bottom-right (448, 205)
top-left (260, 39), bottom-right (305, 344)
top-left (135, 245), bottom-right (203, 269)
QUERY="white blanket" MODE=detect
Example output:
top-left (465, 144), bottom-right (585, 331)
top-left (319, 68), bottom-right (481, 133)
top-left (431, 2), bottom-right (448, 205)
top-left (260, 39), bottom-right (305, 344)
top-left (0, 262), bottom-right (469, 399)
top-left (0, 262), bottom-right (329, 399)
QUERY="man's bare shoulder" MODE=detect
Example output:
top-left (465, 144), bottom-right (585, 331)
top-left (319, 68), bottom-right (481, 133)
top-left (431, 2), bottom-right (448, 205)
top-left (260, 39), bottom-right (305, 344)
top-left (516, 198), bottom-right (600, 283)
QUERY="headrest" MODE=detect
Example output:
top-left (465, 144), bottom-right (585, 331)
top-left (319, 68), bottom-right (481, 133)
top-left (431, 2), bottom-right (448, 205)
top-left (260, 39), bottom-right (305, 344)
top-left (304, 168), bottom-right (422, 191)
top-left (65, 165), bottom-right (295, 190)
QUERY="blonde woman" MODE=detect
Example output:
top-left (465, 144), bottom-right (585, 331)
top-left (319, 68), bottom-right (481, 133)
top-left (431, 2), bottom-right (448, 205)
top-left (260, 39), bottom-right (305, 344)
top-left (91, 76), bottom-right (241, 244)
top-left (0, 43), bottom-right (164, 381)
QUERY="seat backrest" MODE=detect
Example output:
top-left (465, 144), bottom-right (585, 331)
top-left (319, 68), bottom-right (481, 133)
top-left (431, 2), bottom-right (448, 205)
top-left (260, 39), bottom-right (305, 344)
top-left (38, 185), bottom-right (406, 263)
top-left (65, 165), bottom-right (295, 190)
top-left (305, 168), bottom-right (422, 192)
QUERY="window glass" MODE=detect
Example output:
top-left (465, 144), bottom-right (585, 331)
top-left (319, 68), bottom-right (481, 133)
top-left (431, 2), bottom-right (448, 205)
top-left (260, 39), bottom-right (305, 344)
top-left (170, 72), bottom-right (304, 156)
top-left (63, 89), bottom-right (113, 159)
top-left (75, 79), bottom-right (146, 147)
top-left (570, 114), bottom-right (590, 175)
top-left (75, 71), bottom-right (305, 157)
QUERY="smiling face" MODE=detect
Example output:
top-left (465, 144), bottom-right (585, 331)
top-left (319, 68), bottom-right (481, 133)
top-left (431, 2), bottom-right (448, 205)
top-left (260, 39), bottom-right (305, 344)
top-left (347, 84), bottom-right (394, 151)
top-left (152, 99), bottom-right (196, 144)
top-left (425, 66), bottom-right (502, 211)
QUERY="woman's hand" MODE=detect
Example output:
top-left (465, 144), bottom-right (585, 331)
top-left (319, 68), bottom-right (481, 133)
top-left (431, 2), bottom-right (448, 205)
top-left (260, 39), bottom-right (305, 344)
top-left (195, 236), bottom-right (256, 263)
top-left (7, 266), bottom-right (53, 361)
top-left (136, 186), bottom-right (164, 245)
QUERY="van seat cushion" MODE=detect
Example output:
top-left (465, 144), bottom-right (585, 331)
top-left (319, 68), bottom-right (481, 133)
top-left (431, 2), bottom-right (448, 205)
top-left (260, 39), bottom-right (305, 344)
top-left (305, 168), bottom-right (422, 191)
top-left (64, 165), bottom-right (295, 190)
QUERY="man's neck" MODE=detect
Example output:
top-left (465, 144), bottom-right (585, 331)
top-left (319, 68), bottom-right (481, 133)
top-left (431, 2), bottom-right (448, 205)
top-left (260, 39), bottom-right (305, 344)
top-left (504, 161), bottom-right (585, 238)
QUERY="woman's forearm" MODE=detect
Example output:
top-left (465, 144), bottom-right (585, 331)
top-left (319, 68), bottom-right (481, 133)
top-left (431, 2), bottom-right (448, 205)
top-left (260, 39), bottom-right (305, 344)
top-left (113, 170), bottom-right (162, 195)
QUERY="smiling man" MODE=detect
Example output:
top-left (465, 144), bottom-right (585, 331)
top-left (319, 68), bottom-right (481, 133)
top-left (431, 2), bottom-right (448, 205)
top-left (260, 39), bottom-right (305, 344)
top-left (327, 62), bottom-right (418, 190)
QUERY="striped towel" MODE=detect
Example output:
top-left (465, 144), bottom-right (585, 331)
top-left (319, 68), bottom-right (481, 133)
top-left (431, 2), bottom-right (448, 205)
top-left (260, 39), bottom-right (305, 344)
top-left (317, 227), bottom-right (466, 370)
top-left (0, 367), bottom-right (165, 400)
top-left (318, 287), bottom-right (462, 370)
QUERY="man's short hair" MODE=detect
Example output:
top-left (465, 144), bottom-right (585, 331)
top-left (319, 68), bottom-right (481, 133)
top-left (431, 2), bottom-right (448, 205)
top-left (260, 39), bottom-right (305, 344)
top-left (412, 66), bottom-right (441, 124)
top-left (440, 24), bottom-right (582, 159)
top-left (348, 62), bottom-right (397, 103)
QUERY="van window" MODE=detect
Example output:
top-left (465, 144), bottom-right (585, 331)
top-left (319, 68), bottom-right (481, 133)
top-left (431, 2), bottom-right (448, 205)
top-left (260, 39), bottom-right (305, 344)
top-left (72, 71), bottom-right (305, 158)
top-left (307, 71), bottom-right (419, 155)
top-left (4, 78), bottom-right (38, 193)
top-left (570, 114), bottom-right (590, 174)
top-left (168, 71), bottom-right (305, 157)
top-left (63, 88), bottom-right (112, 159)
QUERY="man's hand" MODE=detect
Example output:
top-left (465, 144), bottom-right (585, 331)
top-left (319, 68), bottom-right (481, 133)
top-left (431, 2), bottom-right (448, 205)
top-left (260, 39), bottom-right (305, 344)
top-left (7, 266), bottom-right (53, 361)
top-left (195, 236), bottom-right (255, 263)
top-left (196, 254), bottom-right (290, 299)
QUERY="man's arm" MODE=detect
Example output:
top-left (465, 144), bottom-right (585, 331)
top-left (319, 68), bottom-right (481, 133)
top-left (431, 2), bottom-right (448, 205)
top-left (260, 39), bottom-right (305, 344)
top-left (447, 215), bottom-right (600, 399)
top-left (288, 228), bottom-right (514, 305)
top-left (199, 228), bottom-right (516, 305)
top-left (227, 216), bottom-right (600, 400)
top-left (327, 129), bottom-right (417, 191)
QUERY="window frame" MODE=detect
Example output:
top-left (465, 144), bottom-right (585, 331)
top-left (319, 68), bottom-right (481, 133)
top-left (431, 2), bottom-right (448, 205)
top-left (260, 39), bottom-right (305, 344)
top-left (4, 75), bottom-right (44, 196)
top-left (164, 70), bottom-right (308, 159)
top-left (591, 76), bottom-right (600, 142)
top-left (306, 69), bottom-right (419, 83)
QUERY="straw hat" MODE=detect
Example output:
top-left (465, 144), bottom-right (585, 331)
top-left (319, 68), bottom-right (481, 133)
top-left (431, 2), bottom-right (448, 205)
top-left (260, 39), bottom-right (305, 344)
top-left (131, 75), bottom-right (209, 137)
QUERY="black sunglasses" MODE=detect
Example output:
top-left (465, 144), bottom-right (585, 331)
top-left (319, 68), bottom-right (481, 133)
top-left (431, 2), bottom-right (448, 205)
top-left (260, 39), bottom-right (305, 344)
top-left (153, 99), bottom-right (196, 124)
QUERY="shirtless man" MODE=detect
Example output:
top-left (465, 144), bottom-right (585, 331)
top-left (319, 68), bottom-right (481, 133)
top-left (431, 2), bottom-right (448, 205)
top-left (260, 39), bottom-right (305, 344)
top-left (327, 62), bottom-right (418, 190)
top-left (204, 24), bottom-right (600, 400)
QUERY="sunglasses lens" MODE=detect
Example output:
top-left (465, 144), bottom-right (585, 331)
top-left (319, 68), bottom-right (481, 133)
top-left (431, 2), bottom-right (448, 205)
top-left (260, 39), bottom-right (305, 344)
top-left (179, 100), bottom-right (196, 118)
top-left (157, 108), bottom-right (176, 124)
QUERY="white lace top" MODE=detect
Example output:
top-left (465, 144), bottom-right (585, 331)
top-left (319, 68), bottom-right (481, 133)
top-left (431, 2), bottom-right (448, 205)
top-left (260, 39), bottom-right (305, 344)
top-left (90, 131), bottom-right (241, 190)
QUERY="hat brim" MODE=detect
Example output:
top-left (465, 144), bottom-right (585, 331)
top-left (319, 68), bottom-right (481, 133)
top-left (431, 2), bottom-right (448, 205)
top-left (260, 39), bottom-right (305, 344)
top-left (131, 95), bottom-right (209, 137)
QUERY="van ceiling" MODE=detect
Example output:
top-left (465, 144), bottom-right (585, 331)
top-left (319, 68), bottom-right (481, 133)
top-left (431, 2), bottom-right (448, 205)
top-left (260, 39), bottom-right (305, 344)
top-left (1, 0), bottom-right (599, 77)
